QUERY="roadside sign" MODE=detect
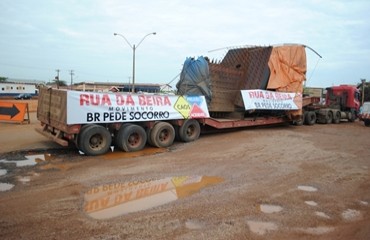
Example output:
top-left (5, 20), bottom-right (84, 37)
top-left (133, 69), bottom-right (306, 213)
top-left (0, 101), bottom-right (30, 124)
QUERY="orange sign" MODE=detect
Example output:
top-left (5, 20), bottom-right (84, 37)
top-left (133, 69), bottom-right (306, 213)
top-left (0, 101), bottom-right (29, 123)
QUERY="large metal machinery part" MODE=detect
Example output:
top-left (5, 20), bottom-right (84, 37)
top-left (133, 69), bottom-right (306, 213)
top-left (208, 47), bottom-right (273, 113)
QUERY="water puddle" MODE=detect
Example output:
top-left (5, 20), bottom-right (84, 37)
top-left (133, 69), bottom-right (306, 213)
top-left (341, 209), bottom-right (362, 221)
top-left (315, 211), bottom-right (331, 219)
top-left (102, 147), bottom-right (167, 160)
top-left (0, 153), bottom-right (54, 191)
top-left (17, 176), bottom-right (31, 183)
top-left (0, 169), bottom-right (7, 176)
top-left (0, 182), bottom-right (15, 191)
top-left (305, 200), bottom-right (318, 206)
top-left (185, 219), bottom-right (206, 229)
top-left (83, 176), bottom-right (224, 220)
top-left (260, 204), bottom-right (283, 213)
top-left (39, 163), bottom-right (73, 171)
top-left (246, 220), bottom-right (278, 235)
top-left (298, 226), bottom-right (335, 235)
top-left (297, 185), bottom-right (318, 192)
top-left (0, 154), bottom-right (52, 167)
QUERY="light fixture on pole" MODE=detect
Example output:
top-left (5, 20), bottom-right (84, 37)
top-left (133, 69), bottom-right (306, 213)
top-left (114, 32), bottom-right (156, 93)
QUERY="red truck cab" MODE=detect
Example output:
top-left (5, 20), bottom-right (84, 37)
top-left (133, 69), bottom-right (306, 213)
top-left (325, 85), bottom-right (361, 116)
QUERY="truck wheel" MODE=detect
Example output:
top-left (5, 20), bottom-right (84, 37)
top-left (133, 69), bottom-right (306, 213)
top-left (333, 111), bottom-right (341, 124)
top-left (179, 119), bottom-right (201, 142)
top-left (77, 125), bottom-right (94, 151)
top-left (150, 122), bottom-right (175, 148)
top-left (303, 112), bottom-right (309, 125)
top-left (326, 111), bottom-right (333, 124)
top-left (348, 108), bottom-right (356, 122)
top-left (116, 124), bottom-right (147, 152)
top-left (365, 120), bottom-right (370, 127)
top-left (305, 111), bottom-right (316, 125)
top-left (146, 127), bottom-right (155, 146)
top-left (80, 125), bottom-right (112, 156)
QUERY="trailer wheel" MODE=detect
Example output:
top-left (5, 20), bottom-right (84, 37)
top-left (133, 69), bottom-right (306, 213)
top-left (326, 111), bottom-right (333, 124)
top-left (116, 124), bottom-right (147, 152)
top-left (80, 125), bottom-right (112, 156)
top-left (305, 111), bottom-right (316, 125)
top-left (150, 122), bottom-right (175, 148)
top-left (365, 120), bottom-right (370, 127)
top-left (179, 119), bottom-right (201, 142)
top-left (333, 111), bottom-right (341, 124)
top-left (77, 125), bottom-right (94, 151)
top-left (303, 112), bottom-right (309, 125)
top-left (146, 127), bottom-right (156, 146)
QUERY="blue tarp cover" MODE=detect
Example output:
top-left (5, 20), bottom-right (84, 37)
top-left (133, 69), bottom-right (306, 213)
top-left (176, 56), bottom-right (212, 103)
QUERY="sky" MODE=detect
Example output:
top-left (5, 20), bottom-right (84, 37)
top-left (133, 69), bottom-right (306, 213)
top-left (0, 0), bottom-right (369, 89)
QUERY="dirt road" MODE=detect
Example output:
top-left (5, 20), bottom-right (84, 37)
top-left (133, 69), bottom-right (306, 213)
top-left (0, 105), bottom-right (369, 239)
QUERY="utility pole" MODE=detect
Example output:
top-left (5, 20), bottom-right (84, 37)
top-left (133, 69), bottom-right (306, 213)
top-left (128, 76), bottom-right (131, 91)
top-left (70, 70), bottom-right (74, 90)
top-left (55, 69), bottom-right (60, 89)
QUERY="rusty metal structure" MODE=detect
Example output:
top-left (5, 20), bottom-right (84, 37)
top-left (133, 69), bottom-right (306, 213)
top-left (208, 46), bottom-right (273, 112)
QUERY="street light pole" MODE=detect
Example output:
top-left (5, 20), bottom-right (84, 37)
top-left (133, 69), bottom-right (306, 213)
top-left (114, 32), bottom-right (156, 93)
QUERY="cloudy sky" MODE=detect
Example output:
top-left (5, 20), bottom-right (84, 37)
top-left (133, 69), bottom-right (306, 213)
top-left (0, 0), bottom-right (369, 88)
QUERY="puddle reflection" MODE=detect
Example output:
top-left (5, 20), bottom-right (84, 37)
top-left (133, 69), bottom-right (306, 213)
top-left (0, 153), bottom-right (53, 167)
top-left (0, 182), bottom-right (15, 191)
top-left (83, 176), bottom-right (224, 220)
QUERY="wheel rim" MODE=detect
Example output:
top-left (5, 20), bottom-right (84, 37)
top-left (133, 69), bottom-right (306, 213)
top-left (186, 125), bottom-right (195, 137)
top-left (159, 129), bottom-right (169, 142)
top-left (128, 133), bottom-right (141, 147)
top-left (89, 134), bottom-right (105, 150)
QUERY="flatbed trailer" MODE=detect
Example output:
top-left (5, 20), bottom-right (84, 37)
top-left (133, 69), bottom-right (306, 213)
top-left (201, 116), bottom-right (288, 129)
top-left (36, 44), bottom-right (316, 155)
top-left (35, 87), bottom-right (295, 156)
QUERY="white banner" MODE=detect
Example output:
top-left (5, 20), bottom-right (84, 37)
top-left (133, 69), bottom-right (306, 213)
top-left (241, 90), bottom-right (302, 110)
top-left (66, 91), bottom-right (210, 124)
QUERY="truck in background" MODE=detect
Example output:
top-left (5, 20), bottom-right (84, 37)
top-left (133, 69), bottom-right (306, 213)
top-left (37, 44), bottom-right (356, 156)
top-left (359, 102), bottom-right (370, 127)
top-left (301, 85), bottom-right (361, 125)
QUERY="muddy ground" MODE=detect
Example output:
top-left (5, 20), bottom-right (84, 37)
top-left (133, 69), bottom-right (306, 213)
top-left (0, 100), bottom-right (369, 240)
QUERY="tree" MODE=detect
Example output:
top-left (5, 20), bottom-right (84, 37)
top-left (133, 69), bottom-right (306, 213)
top-left (358, 80), bottom-right (370, 103)
top-left (0, 76), bottom-right (8, 82)
top-left (53, 79), bottom-right (67, 86)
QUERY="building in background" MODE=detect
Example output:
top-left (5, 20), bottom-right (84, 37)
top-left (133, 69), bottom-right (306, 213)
top-left (0, 78), bottom-right (45, 97)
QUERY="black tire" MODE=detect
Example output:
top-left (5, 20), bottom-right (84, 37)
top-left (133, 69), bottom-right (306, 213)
top-left (326, 111), bottom-right (333, 124)
top-left (146, 127), bottom-right (154, 146)
top-left (150, 122), bottom-right (175, 148)
top-left (114, 123), bottom-right (131, 148)
top-left (77, 125), bottom-right (94, 151)
top-left (365, 120), bottom-right (370, 127)
top-left (293, 117), bottom-right (304, 126)
top-left (79, 125), bottom-right (112, 156)
top-left (348, 108), bottom-right (356, 122)
top-left (305, 111), bottom-right (316, 125)
top-left (115, 124), bottom-right (147, 152)
top-left (174, 125), bottom-right (181, 141)
top-left (333, 111), bottom-right (341, 124)
top-left (178, 120), bottom-right (201, 142)
top-left (303, 111), bottom-right (309, 125)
